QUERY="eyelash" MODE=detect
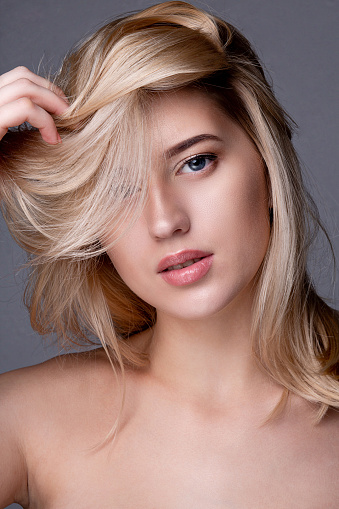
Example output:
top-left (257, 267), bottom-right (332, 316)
top-left (177, 153), bottom-right (218, 175)
top-left (119, 153), bottom-right (218, 198)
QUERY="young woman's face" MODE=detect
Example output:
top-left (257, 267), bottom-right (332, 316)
top-left (106, 89), bottom-right (271, 320)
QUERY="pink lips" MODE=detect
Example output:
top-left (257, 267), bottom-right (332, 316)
top-left (157, 250), bottom-right (213, 286)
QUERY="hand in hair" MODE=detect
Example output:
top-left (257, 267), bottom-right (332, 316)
top-left (0, 66), bottom-right (68, 145)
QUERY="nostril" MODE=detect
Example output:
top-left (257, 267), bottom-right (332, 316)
top-left (173, 226), bottom-right (185, 234)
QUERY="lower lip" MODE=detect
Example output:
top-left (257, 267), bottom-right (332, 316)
top-left (160, 255), bottom-right (213, 286)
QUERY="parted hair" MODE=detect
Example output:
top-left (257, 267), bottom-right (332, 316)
top-left (0, 1), bottom-right (338, 420)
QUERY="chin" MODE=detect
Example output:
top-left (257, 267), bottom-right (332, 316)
top-left (156, 283), bottom-right (255, 322)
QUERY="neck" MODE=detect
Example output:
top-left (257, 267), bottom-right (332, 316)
top-left (147, 288), bottom-right (277, 411)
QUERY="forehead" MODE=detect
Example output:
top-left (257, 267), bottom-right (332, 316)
top-left (148, 88), bottom-right (255, 158)
top-left (151, 89), bottom-right (222, 137)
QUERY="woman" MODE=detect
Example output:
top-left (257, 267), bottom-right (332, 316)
top-left (0, 1), bottom-right (338, 507)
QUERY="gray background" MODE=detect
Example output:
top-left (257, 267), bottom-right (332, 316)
top-left (0, 0), bottom-right (338, 506)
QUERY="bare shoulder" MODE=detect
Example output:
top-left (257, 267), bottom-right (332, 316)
top-left (323, 406), bottom-right (339, 433)
top-left (0, 330), bottom-right (150, 420)
top-left (0, 332), bottom-right (151, 444)
top-left (0, 348), bottom-right (121, 424)
top-left (0, 366), bottom-right (30, 507)
top-left (0, 348), bottom-right (112, 400)
top-left (0, 349), bottom-right (121, 508)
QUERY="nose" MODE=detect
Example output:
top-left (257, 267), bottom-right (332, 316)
top-left (144, 183), bottom-right (190, 240)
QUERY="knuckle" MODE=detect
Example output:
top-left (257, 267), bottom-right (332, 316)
top-left (0, 67), bottom-right (30, 86)
top-left (16, 77), bottom-right (32, 88)
top-left (15, 66), bottom-right (30, 76)
top-left (17, 97), bottom-right (34, 111)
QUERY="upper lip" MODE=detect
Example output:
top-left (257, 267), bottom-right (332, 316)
top-left (157, 250), bottom-right (212, 273)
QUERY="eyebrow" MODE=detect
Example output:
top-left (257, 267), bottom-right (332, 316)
top-left (165, 134), bottom-right (222, 159)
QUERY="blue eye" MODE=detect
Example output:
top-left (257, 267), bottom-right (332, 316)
top-left (180, 154), bottom-right (217, 174)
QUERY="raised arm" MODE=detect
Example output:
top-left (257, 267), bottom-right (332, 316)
top-left (0, 66), bottom-right (68, 144)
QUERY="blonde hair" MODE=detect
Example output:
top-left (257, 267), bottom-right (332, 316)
top-left (1, 1), bottom-right (338, 421)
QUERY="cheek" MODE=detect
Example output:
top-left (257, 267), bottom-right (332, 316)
top-left (234, 171), bottom-right (271, 267)
top-left (105, 222), bottom-right (150, 288)
top-left (219, 178), bottom-right (270, 306)
top-left (238, 172), bottom-right (269, 227)
top-left (206, 166), bottom-right (269, 233)
top-left (106, 239), bottom-right (137, 277)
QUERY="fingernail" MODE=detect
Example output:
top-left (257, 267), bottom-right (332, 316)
top-left (56, 133), bottom-right (62, 143)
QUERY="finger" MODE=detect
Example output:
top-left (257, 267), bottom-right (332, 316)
top-left (0, 66), bottom-right (69, 105)
top-left (0, 78), bottom-right (69, 116)
top-left (0, 98), bottom-right (61, 145)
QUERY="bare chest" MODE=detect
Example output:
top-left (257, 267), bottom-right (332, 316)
top-left (29, 409), bottom-right (339, 509)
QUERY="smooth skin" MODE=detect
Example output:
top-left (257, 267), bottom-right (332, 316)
top-left (1, 69), bottom-right (339, 509)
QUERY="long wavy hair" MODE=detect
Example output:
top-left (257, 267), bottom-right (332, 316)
top-left (1, 1), bottom-right (338, 423)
